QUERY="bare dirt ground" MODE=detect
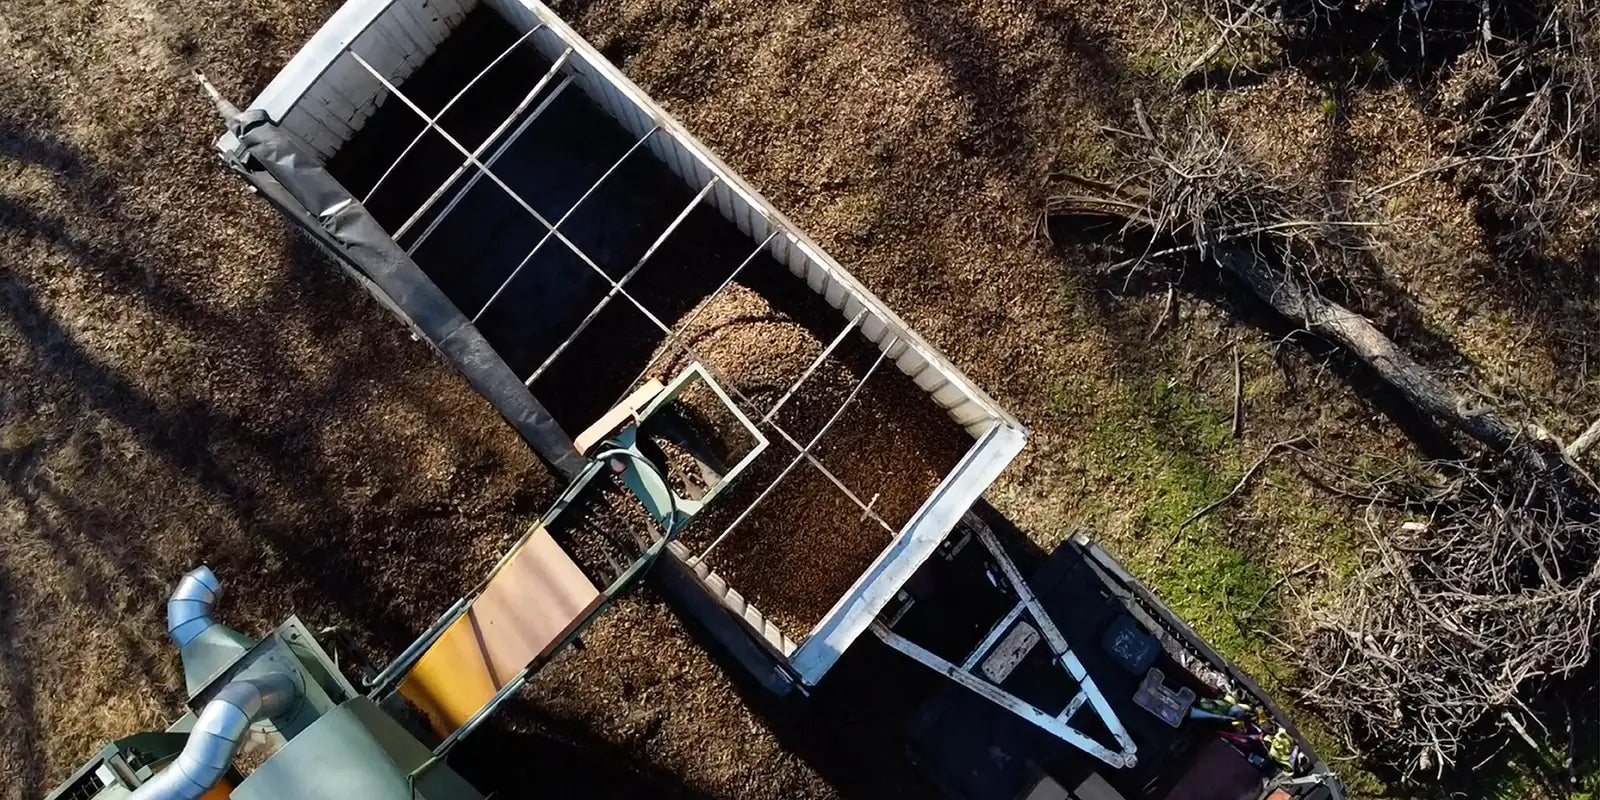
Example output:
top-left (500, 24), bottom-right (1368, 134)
top-left (3, 0), bottom-right (1595, 798)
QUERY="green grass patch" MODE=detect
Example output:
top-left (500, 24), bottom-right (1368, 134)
top-left (1074, 376), bottom-right (1271, 663)
top-left (1053, 373), bottom-right (1392, 796)
top-left (1129, 5), bottom-right (1278, 86)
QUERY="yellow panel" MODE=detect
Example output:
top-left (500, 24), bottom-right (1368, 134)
top-left (399, 524), bottom-right (601, 737)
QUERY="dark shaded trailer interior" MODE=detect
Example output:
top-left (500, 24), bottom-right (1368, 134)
top-left (329, 10), bottom-right (852, 431)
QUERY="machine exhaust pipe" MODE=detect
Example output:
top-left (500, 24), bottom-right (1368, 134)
top-left (167, 566), bottom-right (222, 648)
top-left (131, 568), bottom-right (302, 800)
top-left (129, 673), bottom-right (299, 800)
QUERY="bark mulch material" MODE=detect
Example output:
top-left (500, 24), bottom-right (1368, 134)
top-left (650, 283), bottom-right (973, 637)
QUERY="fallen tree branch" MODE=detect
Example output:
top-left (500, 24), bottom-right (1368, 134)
top-left (1147, 284), bottom-right (1178, 340)
top-left (1231, 343), bottom-right (1244, 437)
top-left (1211, 247), bottom-right (1543, 461)
top-left (1170, 435), bottom-right (1307, 547)
top-left (1175, 0), bottom-right (1274, 89)
top-left (1565, 416), bottom-right (1600, 460)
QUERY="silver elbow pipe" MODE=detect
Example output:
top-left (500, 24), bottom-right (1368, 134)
top-left (167, 566), bottom-right (221, 648)
top-left (129, 672), bottom-right (300, 800)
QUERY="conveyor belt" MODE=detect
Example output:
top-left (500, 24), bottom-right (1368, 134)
top-left (398, 524), bottom-right (602, 736)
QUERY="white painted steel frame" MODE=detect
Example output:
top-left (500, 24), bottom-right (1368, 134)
top-left (225, 0), bottom-right (1031, 686)
top-left (344, 37), bottom-right (907, 546)
top-left (868, 525), bottom-right (1136, 769)
top-left (637, 362), bottom-right (771, 513)
top-left (972, 524), bottom-right (1136, 763)
top-left (699, 341), bottom-right (899, 561)
top-left (870, 621), bottom-right (1136, 769)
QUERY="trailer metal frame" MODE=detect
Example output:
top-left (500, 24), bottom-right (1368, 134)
top-left (218, 0), bottom-right (1029, 693)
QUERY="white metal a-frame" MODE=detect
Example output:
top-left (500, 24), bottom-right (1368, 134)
top-left (870, 519), bottom-right (1138, 769)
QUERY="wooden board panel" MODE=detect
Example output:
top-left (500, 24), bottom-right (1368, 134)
top-left (399, 524), bottom-right (601, 736)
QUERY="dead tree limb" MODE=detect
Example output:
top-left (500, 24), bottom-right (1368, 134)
top-left (1175, 0), bottom-right (1274, 89)
top-left (1231, 343), bottom-right (1244, 437)
top-left (1211, 248), bottom-right (1539, 459)
top-left (1048, 118), bottom-right (1563, 472)
top-left (1565, 417), bottom-right (1600, 460)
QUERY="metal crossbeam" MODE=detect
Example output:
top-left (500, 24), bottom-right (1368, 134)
top-left (699, 342), bottom-right (893, 560)
top-left (961, 599), bottom-right (1025, 671)
top-left (383, 48), bottom-right (574, 242)
top-left (347, 44), bottom-right (900, 545)
top-left (361, 24), bottom-right (545, 204)
top-left (870, 621), bottom-right (1136, 769)
top-left (763, 309), bottom-right (867, 425)
top-left (472, 125), bottom-right (660, 322)
top-left (611, 229), bottom-right (778, 408)
top-left (404, 71), bottom-right (571, 252)
top-left (346, 48), bottom-right (686, 349)
top-left (523, 177), bottom-right (720, 385)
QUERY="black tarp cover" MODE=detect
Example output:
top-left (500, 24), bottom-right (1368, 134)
top-left (220, 110), bottom-right (587, 481)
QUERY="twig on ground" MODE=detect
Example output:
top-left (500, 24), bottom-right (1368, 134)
top-left (1148, 285), bottom-right (1178, 341)
top-left (1564, 416), bottom-right (1600, 460)
top-left (1231, 343), bottom-right (1244, 437)
top-left (1175, 0), bottom-right (1273, 89)
top-left (1189, 336), bottom-right (1242, 375)
top-left (1168, 436), bottom-right (1308, 549)
top-left (1242, 561), bottom-right (1318, 620)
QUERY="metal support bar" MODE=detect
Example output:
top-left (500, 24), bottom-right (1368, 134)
top-left (762, 308), bottom-right (868, 424)
top-left (405, 71), bottom-right (572, 253)
top-left (472, 125), bottom-right (660, 322)
top-left (348, 49), bottom-right (689, 350)
top-left (960, 599), bottom-right (1026, 671)
top-left (522, 177), bottom-right (720, 385)
top-left (382, 47), bottom-right (575, 241)
top-left (659, 339), bottom-right (899, 536)
top-left (972, 525), bottom-right (1137, 757)
top-left (361, 24), bottom-right (545, 204)
top-left (338, 66), bottom-right (897, 542)
top-left (1061, 690), bottom-right (1088, 721)
top-left (612, 229), bottom-right (780, 409)
top-left (699, 342), bottom-right (893, 560)
top-left (869, 621), bottom-right (1136, 769)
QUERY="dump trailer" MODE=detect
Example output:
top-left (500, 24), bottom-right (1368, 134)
top-left (49, 0), bottom-right (1344, 797)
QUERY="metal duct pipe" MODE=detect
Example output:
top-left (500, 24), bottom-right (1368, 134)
top-left (167, 566), bottom-right (221, 648)
top-left (129, 672), bottom-right (300, 800)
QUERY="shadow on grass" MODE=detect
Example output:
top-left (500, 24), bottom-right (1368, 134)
top-left (1175, 0), bottom-right (1600, 423)
top-left (1044, 213), bottom-right (1468, 462)
top-left (0, 112), bottom-right (708, 797)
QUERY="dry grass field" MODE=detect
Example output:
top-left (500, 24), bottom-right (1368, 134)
top-left (3, 0), bottom-right (1598, 798)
